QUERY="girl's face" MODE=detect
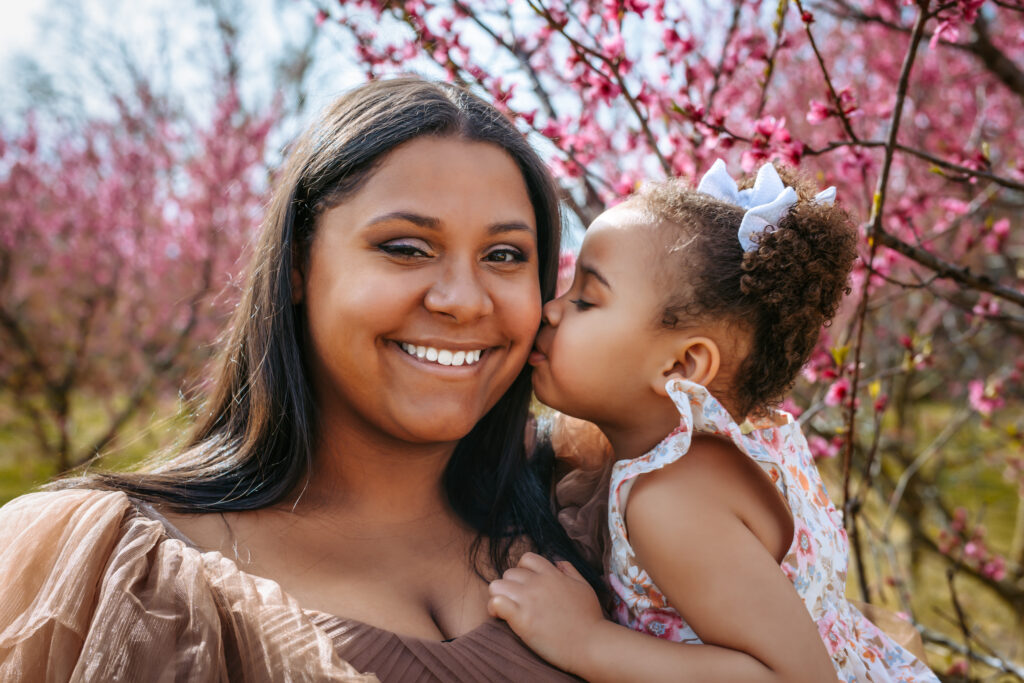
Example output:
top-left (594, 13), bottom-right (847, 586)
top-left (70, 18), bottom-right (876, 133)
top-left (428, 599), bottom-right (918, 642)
top-left (298, 136), bottom-right (542, 446)
top-left (530, 205), bottom-right (683, 433)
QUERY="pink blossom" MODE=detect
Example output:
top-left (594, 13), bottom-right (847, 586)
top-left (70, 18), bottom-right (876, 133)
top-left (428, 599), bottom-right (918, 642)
top-left (808, 435), bottom-right (840, 460)
top-left (778, 397), bottom-right (803, 418)
top-left (983, 217), bottom-right (1010, 251)
top-left (824, 378), bottom-right (851, 407)
top-left (931, 20), bottom-right (960, 49)
top-left (983, 557), bottom-right (1007, 581)
top-left (600, 33), bottom-right (626, 61)
top-left (952, 507), bottom-right (968, 532)
top-left (947, 660), bottom-right (969, 676)
top-left (968, 379), bottom-right (1004, 416)
top-left (806, 100), bottom-right (831, 124)
top-left (557, 251), bottom-right (577, 297)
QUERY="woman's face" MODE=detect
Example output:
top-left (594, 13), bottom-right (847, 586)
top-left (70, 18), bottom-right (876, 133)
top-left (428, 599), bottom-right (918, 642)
top-left (298, 136), bottom-right (542, 446)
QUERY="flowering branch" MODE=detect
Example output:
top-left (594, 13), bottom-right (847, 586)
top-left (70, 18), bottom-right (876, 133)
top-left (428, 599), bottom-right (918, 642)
top-left (842, 0), bottom-right (932, 550)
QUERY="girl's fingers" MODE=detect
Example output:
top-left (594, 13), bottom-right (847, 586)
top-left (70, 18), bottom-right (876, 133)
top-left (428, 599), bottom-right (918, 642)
top-left (499, 567), bottom-right (536, 585)
top-left (517, 551), bottom-right (560, 575)
top-left (487, 594), bottom-right (518, 620)
top-left (489, 578), bottom-right (525, 602)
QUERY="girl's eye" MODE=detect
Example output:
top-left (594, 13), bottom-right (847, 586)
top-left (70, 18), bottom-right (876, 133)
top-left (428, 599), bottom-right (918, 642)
top-left (379, 240), bottom-right (431, 258)
top-left (485, 247), bottom-right (527, 264)
top-left (569, 298), bottom-right (594, 311)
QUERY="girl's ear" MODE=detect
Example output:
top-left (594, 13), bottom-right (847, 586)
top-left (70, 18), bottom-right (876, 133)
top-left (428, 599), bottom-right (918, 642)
top-left (650, 336), bottom-right (721, 396)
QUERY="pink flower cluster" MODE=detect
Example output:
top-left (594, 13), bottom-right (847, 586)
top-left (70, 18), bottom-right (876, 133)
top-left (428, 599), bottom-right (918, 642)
top-left (0, 81), bottom-right (274, 416)
top-left (937, 507), bottom-right (1009, 581)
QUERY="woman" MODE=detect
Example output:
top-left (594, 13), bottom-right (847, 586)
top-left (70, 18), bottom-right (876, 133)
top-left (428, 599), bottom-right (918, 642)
top-left (0, 78), bottom-right (601, 681)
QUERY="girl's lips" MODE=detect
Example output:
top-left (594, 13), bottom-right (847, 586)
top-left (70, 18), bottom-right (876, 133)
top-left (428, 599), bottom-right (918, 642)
top-left (528, 348), bottom-right (547, 365)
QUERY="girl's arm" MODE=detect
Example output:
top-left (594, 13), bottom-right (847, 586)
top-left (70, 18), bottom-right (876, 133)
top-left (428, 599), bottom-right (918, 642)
top-left (488, 435), bottom-right (836, 683)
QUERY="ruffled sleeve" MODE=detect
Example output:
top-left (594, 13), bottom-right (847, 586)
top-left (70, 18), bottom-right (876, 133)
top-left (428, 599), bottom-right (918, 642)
top-left (0, 489), bottom-right (377, 682)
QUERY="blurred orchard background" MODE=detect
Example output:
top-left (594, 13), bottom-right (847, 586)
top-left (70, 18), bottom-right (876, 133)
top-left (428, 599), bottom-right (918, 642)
top-left (1, 0), bottom-right (1022, 678)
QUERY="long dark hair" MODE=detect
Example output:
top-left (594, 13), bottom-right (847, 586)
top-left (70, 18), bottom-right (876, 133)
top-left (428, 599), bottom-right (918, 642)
top-left (56, 78), bottom-right (602, 589)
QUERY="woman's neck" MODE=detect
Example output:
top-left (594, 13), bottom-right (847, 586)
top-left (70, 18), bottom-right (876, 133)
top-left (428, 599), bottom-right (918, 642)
top-left (289, 418), bottom-right (459, 524)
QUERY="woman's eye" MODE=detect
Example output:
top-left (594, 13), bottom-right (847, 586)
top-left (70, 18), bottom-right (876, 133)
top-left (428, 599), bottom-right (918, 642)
top-left (379, 241), bottom-right (431, 258)
top-left (484, 247), bottom-right (527, 264)
top-left (569, 298), bottom-right (594, 311)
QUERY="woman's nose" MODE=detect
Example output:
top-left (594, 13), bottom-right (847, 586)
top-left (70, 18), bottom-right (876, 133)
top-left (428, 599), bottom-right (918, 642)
top-left (424, 260), bottom-right (495, 322)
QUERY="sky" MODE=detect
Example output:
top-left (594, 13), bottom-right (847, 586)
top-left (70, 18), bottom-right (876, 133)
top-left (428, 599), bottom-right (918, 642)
top-left (0, 1), bottom-right (43, 76)
top-left (0, 0), bottom-right (366, 122)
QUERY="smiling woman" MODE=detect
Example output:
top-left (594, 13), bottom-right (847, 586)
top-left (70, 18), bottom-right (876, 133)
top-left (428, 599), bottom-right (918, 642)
top-left (300, 137), bottom-right (542, 447)
top-left (0, 78), bottom-right (600, 681)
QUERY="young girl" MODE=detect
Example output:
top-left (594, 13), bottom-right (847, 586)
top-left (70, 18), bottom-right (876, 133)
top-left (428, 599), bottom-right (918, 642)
top-left (488, 160), bottom-right (939, 682)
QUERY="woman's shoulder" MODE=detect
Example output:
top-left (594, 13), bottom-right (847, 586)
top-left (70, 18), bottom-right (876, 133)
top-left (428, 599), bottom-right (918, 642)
top-left (0, 486), bottom-right (132, 523)
top-left (0, 487), bottom-right (174, 678)
top-left (0, 487), bottom-right (138, 561)
top-left (0, 487), bottom-right (165, 612)
top-left (0, 487), bottom-right (378, 681)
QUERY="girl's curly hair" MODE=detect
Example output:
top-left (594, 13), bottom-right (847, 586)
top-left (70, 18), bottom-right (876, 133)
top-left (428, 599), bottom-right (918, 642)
top-left (637, 165), bottom-right (858, 418)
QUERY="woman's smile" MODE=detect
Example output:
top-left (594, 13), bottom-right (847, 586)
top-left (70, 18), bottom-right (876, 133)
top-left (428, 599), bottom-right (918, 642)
top-left (393, 340), bottom-right (493, 369)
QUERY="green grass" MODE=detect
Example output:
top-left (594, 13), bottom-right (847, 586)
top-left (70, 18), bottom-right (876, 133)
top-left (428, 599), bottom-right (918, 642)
top-left (0, 393), bottom-right (190, 505)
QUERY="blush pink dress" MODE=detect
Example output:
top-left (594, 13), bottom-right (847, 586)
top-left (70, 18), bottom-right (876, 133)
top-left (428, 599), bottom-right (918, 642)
top-left (606, 379), bottom-right (938, 682)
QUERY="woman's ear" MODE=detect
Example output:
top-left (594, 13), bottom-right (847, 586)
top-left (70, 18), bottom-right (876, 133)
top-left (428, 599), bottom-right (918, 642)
top-left (650, 336), bottom-right (721, 396)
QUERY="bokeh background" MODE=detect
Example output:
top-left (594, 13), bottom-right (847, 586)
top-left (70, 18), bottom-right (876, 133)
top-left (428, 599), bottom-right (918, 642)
top-left (1, 1), bottom-right (1022, 679)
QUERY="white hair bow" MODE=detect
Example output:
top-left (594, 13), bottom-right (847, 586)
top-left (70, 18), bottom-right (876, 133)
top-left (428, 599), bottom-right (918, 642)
top-left (696, 159), bottom-right (836, 252)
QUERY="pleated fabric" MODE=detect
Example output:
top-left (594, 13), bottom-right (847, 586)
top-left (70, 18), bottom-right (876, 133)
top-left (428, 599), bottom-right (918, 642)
top-left (0, 489), bottom-right (581, 682)
top-left (309, 613), bottom-right (580, 682)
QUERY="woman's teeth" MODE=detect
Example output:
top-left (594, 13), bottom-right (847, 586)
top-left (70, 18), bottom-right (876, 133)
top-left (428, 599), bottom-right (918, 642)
top-left (399, 343), bottom-right (484, 366)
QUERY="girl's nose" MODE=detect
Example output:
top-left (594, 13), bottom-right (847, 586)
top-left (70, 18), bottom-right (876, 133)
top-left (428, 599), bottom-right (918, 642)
top-left (541, 296), bottom-right (562, 327)
top-left (424, 259), bottom-right (495, 322)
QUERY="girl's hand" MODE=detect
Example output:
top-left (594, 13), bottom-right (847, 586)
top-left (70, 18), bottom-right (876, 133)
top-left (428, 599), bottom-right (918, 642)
top-left (487, 552), bottom-right (604, 673)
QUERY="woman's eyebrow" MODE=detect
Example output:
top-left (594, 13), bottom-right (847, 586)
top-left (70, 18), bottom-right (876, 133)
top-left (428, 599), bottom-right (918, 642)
top-left (365, 211), bottom-right (440, 229)
top-left (488, 221), bottom-right (535, 236)
top-left (366, 212), bottom-right (534, 236)
top-left (578, 262), bottom-right (611, 289)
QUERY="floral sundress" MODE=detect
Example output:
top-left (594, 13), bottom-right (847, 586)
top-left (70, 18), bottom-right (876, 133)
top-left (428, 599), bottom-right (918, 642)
top-left (607, 378), bottom-right (938, 682)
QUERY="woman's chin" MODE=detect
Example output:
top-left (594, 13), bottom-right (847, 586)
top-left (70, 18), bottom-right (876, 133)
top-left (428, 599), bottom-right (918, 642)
top-left (387, 408), bottom-right (486, 446)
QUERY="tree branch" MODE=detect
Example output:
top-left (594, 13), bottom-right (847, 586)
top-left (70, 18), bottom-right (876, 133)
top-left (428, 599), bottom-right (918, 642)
top-left (707, 1), bottom-right (744, 112)
top-left (920, 626), bottom-right (1024, 679)
top-left (843, 0), bottom-right (931, 534)
top-left (756, 0), bottom-right (789, 118)
top-left (876, 230), bottom-right (1024, 307)
top-left (795, 0), bottom-right (860, 140)
top-left (969, 14), bottom-right (1024, 101)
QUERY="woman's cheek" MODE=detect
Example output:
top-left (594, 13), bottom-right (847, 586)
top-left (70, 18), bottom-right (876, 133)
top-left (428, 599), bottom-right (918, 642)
top-left (506, 280), bottom-right (543, 347)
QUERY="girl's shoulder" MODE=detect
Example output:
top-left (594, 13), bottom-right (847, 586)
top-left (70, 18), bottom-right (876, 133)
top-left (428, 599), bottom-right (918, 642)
top-left (628, 433), bottom-right (795, 564)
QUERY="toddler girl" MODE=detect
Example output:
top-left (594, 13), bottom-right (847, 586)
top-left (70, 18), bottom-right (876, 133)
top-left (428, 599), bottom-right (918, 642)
top-left (488, 160), bottom-right (938, 682)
